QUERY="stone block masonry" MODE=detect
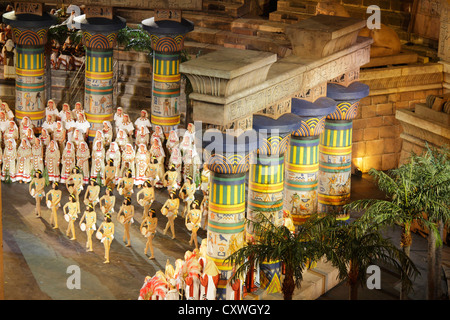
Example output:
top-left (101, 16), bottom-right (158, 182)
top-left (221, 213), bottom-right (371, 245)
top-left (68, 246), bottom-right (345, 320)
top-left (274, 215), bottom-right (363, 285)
top-left (353, 63), bottom-right (444, 173)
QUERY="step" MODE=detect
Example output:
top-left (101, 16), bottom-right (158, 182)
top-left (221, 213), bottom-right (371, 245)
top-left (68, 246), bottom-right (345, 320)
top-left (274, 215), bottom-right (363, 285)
top-left (117, 61), bottom-right (152, 78)
top-left (114, 49), bottom-right (151, 63)
top-left (116, 79), bottom-right (152, 96)
top-left (186, 26), bottom-right (292, 57)
top-left (202, 0), bottom-right (249, 17)
top-left (269, 10), bottom-right (313, 24)
top-left (277, 0), bottom-right (318, 14)
top-left (115, 93), bottom-right (152, 110)
top-left (231, 18), bottom-right (287, 34)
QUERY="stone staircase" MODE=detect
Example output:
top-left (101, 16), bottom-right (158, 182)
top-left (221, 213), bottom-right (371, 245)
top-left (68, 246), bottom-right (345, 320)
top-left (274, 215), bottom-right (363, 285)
top-left (114, 58), bottom-right (153, 120)
top-left (117, 9), bottom-right (293, 58)
top-left (47, 68), bottom-right (84, 107)
top-left (0, 66), bottom-right (15, 108)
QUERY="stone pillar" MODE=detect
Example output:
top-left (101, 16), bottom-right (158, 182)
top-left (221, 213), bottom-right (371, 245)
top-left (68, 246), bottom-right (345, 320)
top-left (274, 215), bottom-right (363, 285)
top-left (285, 97), bottom-right (337, 225)
top-left (75, 14), bottom-right (126, 141)
top-left (247, 113), bottom-right (301, 294)
top-left (318, 82), bottom-right (369, 220)
top-left (142, 13), bottom-right (194, 135)
top-left (248, 114), bottom-right (301, 236)
top-left (2, 10), bottom-right (56, 130)
top-left (202, 131), bottom-right (257, 300)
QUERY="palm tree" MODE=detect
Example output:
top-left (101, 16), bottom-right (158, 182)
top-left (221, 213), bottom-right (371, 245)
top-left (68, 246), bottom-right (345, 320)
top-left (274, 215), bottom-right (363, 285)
top-left (345, 156), bottom-right (438, 299)
top-left (225, 212), bottom-right (324, 300)
top-left (407, 145), bottom-right (450, 299)
top-left (318, 216), bottom-right (419, 300)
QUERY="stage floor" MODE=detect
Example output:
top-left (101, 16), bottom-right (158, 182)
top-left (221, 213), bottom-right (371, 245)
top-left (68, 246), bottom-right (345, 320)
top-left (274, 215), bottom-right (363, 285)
top-left (1, 174), bottom-right (448, 300)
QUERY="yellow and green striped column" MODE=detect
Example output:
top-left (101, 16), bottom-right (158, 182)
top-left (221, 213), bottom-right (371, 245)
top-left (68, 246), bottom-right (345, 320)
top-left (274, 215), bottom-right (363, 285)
top-left (77, 15), bottom-right (126, 141)
top-left (318, 82), bottom-right (369, 220)
top-left (142, 17), bottom-right (194, 135)
top-left (287, 98), bottom-right (337, 226)
top-left (15, 45), bottom-right (46, 129)
top-left (203, 131), bottom-right (257, 300)
top-left (247, 113), bottom-right (301, 294)
top-left (83, 33), bottom-right (118, 141)
top-left (318, 121), bottom-right (353, 218)
top-left (2, 9), bottom-right (56, 131)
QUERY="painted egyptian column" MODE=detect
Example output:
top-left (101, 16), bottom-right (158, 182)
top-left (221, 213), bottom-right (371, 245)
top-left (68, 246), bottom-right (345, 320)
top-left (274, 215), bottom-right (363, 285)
top-left (2, 6), bottom-right (56, 130)
top-left (318, 82), bottom-right (369, 220)
top-left (247, 113), bottom-right (301, 294)
top-left (75, 9), bottom-right (126, 141)
top-left (285, 98), bottom-right (337, 225)
top-left (201, 131), bottom-right (257, 300)
top-left (142, 11), bottom-right (194, 135)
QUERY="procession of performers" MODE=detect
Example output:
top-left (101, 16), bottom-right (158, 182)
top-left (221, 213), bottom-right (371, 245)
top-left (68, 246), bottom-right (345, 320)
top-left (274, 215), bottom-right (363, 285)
top-left (3, 99), bottom-right (210, 274)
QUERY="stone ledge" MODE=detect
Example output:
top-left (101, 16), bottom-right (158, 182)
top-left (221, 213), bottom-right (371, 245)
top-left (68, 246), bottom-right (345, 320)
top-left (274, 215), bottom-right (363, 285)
top-left (244, 259), bottom-right (341, 300)
top-left (285, 14), bottom-right (366, 59)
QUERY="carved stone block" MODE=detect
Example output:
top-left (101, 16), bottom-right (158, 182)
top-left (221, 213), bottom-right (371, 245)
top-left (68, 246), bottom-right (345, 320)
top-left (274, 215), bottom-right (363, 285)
top-left (285, 14), bottom-right (366, 59)
top-left (181, 48), bottom-right (277, 97)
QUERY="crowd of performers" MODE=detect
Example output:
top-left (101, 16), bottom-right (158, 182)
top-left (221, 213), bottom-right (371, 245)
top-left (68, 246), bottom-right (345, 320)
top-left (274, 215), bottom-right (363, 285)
top-left (138, 240), bottom-right (239, 301)
top-left (0, 98), bottom-right (211, 268)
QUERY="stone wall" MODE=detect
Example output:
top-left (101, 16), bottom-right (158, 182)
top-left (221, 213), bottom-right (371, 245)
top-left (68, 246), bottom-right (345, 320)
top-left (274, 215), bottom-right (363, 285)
top-left (353, 63), bottom-right (443, 173)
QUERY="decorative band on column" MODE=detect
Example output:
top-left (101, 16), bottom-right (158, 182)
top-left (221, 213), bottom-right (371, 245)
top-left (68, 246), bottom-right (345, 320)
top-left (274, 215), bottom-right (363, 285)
top-left (207, 172), bottom-right (246, 300)
top-left (318, 121), bottom-right (353, 218)
top-left (285, 137), bottom-right (320, 225)
top-left (15, 109), bottom-right (45, 121)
